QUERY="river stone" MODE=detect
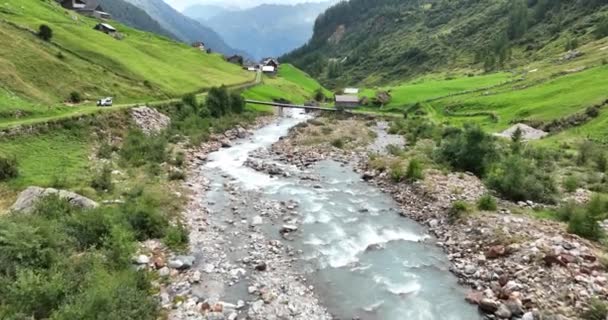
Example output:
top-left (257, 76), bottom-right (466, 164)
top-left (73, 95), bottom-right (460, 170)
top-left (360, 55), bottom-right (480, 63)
top-left (479, 298), bottom-right (499, 313)
top-left (220, 139), bottom-right (232, 148)
top-left (251, 215), bottom-right (263, 226)
top-left (495, 303), bottom-right (512, 318)
top-left (522, 312), bottom-right (535, 320)
top-left (134, 255), bottom-right (150, 265)
top-left (11, 186), bottom-right (99, 213)
top-left (168, 255), bottom-right (195, 270)
top-left (505, 298), bottom-right (524, 317)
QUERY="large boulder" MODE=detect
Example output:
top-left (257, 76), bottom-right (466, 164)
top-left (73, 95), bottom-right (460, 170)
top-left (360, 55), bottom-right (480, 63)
top-left (10, 186), bottom-right (98, 213)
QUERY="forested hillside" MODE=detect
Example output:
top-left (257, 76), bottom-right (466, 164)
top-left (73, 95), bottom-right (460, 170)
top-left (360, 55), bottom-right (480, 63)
top-left (283, 0), bottom-right (608, 87)
top-left (99, 0), bottom-right (177, 40)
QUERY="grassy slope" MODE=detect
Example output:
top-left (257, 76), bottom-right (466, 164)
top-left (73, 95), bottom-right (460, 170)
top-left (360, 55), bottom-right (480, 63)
top-left (360, 72), bottom-right (512, 110)
top-left (0, 0), bottom-right (252, 104)
top-left (243, 64), bottom-right (331, 111)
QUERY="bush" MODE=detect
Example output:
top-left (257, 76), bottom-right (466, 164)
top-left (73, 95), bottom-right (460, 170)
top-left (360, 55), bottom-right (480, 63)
top-left (448, 201), bottom-right (469, 223)
top-left (390, 162), bottom-right (406, 182)
top-left (594, 17), bottom-right (608, 39)
top-left (477, 194), bottom-right (497, 211)
top-left (97, 142), bottom-right (115, 159)
top-left (230, 92), bottom-right (245, 114)
top-left (38, 24), bottom-right (53, 41)
top-left (582, 299), bottom-right (608, 320)
top-left (91, 166), bottom-right (113, 192)
top-left (181, 93), bottom-right (197, 107)
top-left (567, 196), bottom-right (605, 241)
top-left (594, 152), bottom-right (607, 173)
top-left (331, 138), bottom-right (345, 149)
top-left (405, 159), bottom-right (424, 181)
top-left (437, 125), bottom-right (498, 177)
top-left (563, 175), bottom-right (580, 193)
top-left (172, 151), bottom-right (185, 167)
top-left (123, 202), bottom-right (168, 241)
top-left (0, 156), bottom-right (19, 181)
top-left (206, 86), bottom-right (231, 118)
top-left (163, 224), bottom-right (189, 251)
top-left (68, 91), bottom-right (82, 103)
top-left (119, 130), bottom-right (167, 167)
top-left (168, 169), bottom-right (185, 181)
top-left (485, 154), bottom-right (557, 203)
top-left (314, 88), bottom-right (326, 102)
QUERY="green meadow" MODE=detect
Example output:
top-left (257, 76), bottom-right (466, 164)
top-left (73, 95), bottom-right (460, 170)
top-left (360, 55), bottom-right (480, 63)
top-left (0, 0), bottom-right (253, 105)
top-left (243, 64), bottom-right (331, 111)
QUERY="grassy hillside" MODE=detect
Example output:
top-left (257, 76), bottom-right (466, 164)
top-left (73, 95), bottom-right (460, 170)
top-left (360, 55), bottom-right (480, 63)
top-left (0, 0), bottom-right (252, 107)
top-left (283, 0), bottom-right (608, 87)
top-left (243, 64), bottom-right (331, 109)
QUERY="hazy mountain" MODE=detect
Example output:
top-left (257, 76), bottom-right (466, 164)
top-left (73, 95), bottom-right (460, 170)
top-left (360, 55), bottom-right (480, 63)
top-left (182, 4), bottom-right (233, 21)
top-left (99, 0), bottom-right (177, 40)
top-left (185, 1), bottom-right (335, 60)
top-left (122, 0), bottom-right (245, 55)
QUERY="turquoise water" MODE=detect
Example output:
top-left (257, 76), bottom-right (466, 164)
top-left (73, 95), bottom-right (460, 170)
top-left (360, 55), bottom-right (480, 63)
top-left (205, 111), bottom-right (481, 320)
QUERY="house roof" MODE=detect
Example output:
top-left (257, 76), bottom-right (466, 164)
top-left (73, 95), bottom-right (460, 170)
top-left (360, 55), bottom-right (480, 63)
top-left (99, 23), bottom-right (116, 31)
top-left (335, 95), bottom-right (359, 103)
top-left (344, 88), bottom-right (359, 94)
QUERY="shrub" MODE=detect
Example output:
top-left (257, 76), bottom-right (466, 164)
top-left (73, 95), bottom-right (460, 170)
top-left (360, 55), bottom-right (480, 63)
top-left (314, 88), bottom-right (326, 102)
top-left (97, 142), bottom-right (114, 159)
top-left (230, 92), bottom-right (245, 114)
top-left (0, 156), bottom-right (19, 181)
top-left (594, 152), bottom-right (607, 173)
top-left (405, 159), bottom-right (424, 181)
top-left (567, 196), bottom-right (605, 241)
top-left (390, 162), bottom-right (406, 182)
top-left (38, 24), bottom-right (53, 41)
top-left (119, 130), bottom-right (167, 167)
top-left (582, 299), bottom-right (608, 320)
top-left (331, 138), bottom-right (345, 149)
top-left (181, 93), bottom-right (197, 107)
top-left (448, 201), bottom-right (469, 222)
top-left (172, 151), bottom-right (185, 167)
top-left (485, 154), bottom-right (557, 203)
top-left (555, 201), bottom-right (580, 222)
top-left (123, 203), bottom-right (168, 241)
top-left (103, 226), bottom-right (135, 269)
top-left (163, 224), bottom-right (189, 251)
top-left (56, 51), bottom-right (65, 60)
top-left (563, 175), bottom-right (580, 193)
top-left (577, 140), bottom-right (596, 165)
top-left (437, 125), bottom-right (498, 177)
top-left (91, 166), bottom-right (113, 192)
top-left (477, 194), bottom-right (497, 211)
top-left (168, 169), bottom-right (186, 181)
top-left (68, 91), bottom-right (82, 103)
top-left (206, 86), bottom-right (231, 118)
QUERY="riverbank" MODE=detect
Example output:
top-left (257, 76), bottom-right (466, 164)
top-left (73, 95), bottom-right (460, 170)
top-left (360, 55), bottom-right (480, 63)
top-left (150, 114), bottom-right (331, 320)
top-left (268, 115), bottom-right (608, 319)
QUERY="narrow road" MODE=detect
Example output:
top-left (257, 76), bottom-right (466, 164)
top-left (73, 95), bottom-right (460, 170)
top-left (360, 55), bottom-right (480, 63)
top-left (0, 71), bottom-right (262, 130)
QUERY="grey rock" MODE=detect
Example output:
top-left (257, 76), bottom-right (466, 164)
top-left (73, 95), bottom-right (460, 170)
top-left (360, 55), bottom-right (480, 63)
top-left (495, 303), bottom-right (512, 319)
top-left (522, 312), bottom-right (535, 320)
top-left (220, 139), bottom-right (232, 148)
top-left (158, 267), bottom-right (170, 277)
top-left (168, 255), bottom-right (195, 270)
top-left (134, 255), bottom-right (150, 265)
top-left (479, 298), bottom-right (499, 313)
top-left (11, 186), bottom-right (99, 213)
top-left (505, 298), bottom-right (524, 317)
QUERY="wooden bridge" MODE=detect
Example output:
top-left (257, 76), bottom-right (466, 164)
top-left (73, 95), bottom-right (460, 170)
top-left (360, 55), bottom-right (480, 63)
top-left (245, 99), bottom-right (338, 116)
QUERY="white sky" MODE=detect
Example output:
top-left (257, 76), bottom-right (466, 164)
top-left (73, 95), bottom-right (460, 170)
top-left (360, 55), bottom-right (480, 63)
top-left (163, 0), bottom-right (328, 11)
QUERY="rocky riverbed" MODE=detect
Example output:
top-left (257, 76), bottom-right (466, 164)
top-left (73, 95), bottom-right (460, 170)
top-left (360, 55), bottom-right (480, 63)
top-left (268, 116), bottom-right (608, 319)
top-left (137, 113), bottom-right (607, 320)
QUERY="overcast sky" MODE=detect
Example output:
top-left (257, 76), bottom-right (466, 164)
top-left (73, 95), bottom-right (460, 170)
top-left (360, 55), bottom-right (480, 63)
top-left (163, 0), bottom-right (329, 11)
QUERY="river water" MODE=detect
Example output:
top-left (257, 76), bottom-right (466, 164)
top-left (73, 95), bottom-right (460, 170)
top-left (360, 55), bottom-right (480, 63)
top-left (204, 110), bottom-right (481, 320)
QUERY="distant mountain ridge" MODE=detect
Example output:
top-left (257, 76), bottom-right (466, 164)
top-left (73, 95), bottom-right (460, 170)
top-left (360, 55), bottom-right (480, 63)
top-left (122, 0), bottom-right (247, 56)
top-left (99, 0), bottom-right (177, 40)
top-left (184, 1), bottom-right (336, 60)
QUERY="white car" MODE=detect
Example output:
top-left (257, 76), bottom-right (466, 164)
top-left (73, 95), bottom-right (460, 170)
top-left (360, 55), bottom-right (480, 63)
top-left (97, 97), bottom-right (113, 107)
